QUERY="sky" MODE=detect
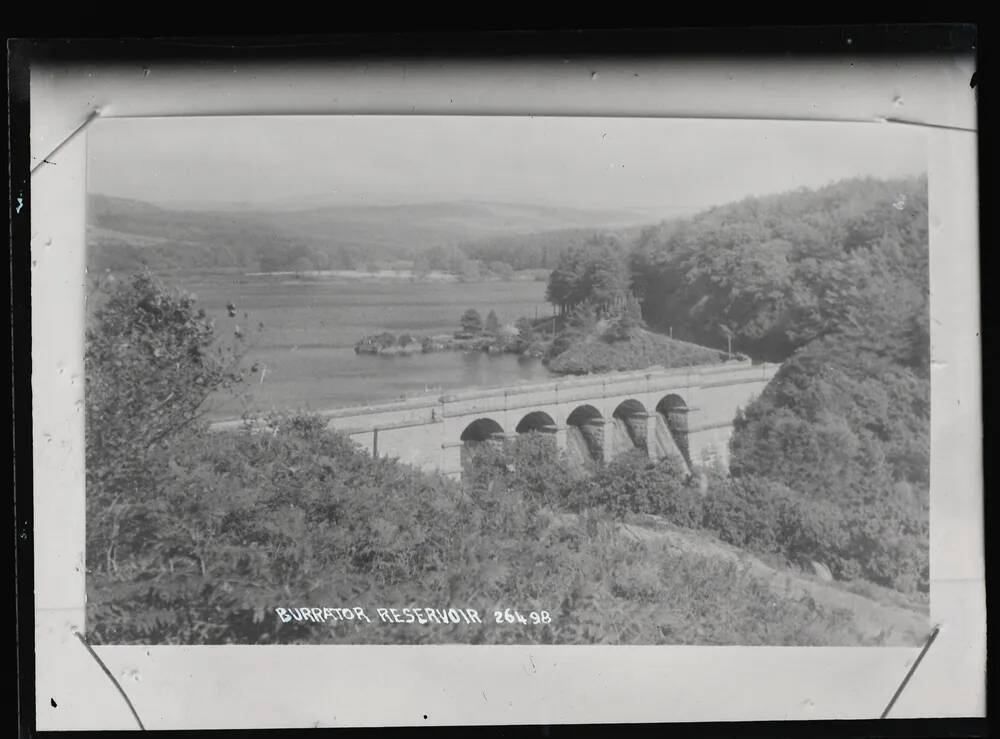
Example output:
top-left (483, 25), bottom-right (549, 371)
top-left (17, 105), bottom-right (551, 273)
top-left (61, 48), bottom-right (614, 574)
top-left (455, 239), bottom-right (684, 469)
top-left (87, 115), bottom-right (926, 215)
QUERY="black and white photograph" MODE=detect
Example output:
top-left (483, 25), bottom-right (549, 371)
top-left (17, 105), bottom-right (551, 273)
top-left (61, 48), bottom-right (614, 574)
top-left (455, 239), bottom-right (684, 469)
top-left (19, 34), bottom-right (984, 730)
top-left (81, 114), bottom-right (932, 647)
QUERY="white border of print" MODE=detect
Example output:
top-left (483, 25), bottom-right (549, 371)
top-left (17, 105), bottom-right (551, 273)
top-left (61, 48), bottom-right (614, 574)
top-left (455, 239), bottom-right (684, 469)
top-left (30, 54), bottom-right (982, 729)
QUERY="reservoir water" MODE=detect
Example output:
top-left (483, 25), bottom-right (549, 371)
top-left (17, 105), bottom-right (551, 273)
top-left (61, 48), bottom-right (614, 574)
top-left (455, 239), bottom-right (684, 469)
top-left (153, 272), bottom-right (558, 421)
top-left (205, 347), bottom-right (558, 420)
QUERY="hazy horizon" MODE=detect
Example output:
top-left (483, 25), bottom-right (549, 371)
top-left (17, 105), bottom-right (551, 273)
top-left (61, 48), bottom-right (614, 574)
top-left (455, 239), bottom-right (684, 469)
top-left (88, 115), bottom-right (926, 215)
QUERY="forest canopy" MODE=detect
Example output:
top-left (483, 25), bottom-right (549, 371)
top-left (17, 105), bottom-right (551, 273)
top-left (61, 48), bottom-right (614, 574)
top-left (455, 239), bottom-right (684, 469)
top-left (628, 175), bottom-right (929, 364)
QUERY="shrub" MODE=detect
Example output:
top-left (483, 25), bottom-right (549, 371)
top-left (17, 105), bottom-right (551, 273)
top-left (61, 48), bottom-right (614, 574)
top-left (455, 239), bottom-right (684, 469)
top-left (604, 292), bottom-right (646, 342)
top-left (462, 432), bottom-right (575, 510)
top-left (700, 473), bottom-right (927, 593)
top-left (772, 491), bottom-right (850, 568)
top-left (484, 310), bottom-right (500, 334)
top-left (570, 453), bottom-right (703, 526)
top-left (839, 497), bottom-right (928, 593)
top-left (701, 475), bottom-right (786, 555)
top-left (88, 412), bottom-right (471, 643)
top-left (372, 331), bottom-right (397, 349)
top-left (515, 317), bottom-right (536, 342)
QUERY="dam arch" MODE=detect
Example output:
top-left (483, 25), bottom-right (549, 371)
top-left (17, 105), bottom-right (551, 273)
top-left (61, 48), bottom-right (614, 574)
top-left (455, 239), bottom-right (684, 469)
top-left (516, 411), bottom-right (557, 435)
top-left (656, 394), bottom-right (690, 466)
top-left (460, 417), bottom-right (505, 442)
top-left (459, 417), bottom-right (505, 474)
top-left (566, 404), bottom-right (603, 427)
top-left (566, 404), bottom-right (605, 462)
top-left (612, 398), bottom-right (648, 452)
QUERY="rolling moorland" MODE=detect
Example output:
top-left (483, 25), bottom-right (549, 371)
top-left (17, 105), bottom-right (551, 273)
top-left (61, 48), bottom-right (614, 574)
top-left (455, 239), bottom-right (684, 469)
top-left (87, 194), bottom-right (653, 274)
top-left (84, 175), bottom-right (930, 644)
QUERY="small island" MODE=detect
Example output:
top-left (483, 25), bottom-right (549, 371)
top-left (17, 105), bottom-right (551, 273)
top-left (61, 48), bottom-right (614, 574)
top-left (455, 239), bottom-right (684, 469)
top-left (354, 308), bottom-right (546, 358)
top-left (355, 303), bottom-right (739, 374)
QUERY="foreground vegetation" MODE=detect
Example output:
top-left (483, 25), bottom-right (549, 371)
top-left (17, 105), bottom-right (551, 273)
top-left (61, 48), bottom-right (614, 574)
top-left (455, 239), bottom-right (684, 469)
top-left (89, 413), bottom-right (909, 646)
top-left (466, 437), bottom-right (927, 595)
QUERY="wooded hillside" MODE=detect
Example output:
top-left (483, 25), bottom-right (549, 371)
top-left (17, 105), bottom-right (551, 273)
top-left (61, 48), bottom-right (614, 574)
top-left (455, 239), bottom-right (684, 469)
top-left (542, 175), bottom-right (930, 591)
top-left (629, 176), bottom-right (928, 363)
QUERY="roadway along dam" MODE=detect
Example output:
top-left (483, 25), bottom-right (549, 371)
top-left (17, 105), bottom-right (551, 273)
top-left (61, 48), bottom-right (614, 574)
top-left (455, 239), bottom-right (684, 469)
top-left (212, 359), bottom-right (782, 477)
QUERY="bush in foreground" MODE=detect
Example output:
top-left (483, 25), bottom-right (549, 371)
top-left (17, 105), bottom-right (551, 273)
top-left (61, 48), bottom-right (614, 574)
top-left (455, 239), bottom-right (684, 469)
top-left (468, 437), bottom-right (927, 595)
top-left (701, 471), bottom-right (927, 593)
top-left (87, 414), bottom-right (892, 645)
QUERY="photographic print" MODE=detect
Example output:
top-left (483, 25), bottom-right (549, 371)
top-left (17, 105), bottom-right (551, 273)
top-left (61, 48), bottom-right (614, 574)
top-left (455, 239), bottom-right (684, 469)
top-left (82, 115), bottom-right (930, 647)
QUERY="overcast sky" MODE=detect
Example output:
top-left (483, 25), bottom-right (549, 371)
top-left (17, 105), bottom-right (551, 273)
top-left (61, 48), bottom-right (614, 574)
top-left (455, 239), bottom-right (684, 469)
top-left (87, 116), bottom-right (926, 214)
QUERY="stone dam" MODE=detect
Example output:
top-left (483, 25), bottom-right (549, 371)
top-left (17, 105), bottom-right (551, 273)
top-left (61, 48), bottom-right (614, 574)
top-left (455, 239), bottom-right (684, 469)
top-left (211, 359), bottom-right (782, 478)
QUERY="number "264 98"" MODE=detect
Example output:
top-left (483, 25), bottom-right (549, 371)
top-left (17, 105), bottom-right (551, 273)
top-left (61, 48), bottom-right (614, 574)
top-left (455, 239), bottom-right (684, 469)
top-left (494, 608), bottom-right (551, 625)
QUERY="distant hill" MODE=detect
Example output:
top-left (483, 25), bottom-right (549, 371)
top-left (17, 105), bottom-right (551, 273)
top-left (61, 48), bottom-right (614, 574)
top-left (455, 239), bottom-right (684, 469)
top-left (269, 200), bottom-right (651, 248)
top-left (86, 193), bottom-right (655, 273)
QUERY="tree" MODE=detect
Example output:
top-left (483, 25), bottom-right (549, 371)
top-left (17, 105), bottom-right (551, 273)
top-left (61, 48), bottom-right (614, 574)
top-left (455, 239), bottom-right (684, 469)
top-left (460, 308), bottom-right (483, 334)
top-left (584, 241), bottom-right (630, 317)
top-left (86, 271), bottom-right (247, 460)
top-left (488, 261), bottom-right (515, 280)
top-left (426, 245), bottom-right (467, 273)
top-left (606, 292), bottom-right (645, 341)
top-left (566, 301), bottom-right (598, 334)
top-left (550, 301), bottom-right (598, 356)
top-left (546, 246), bottom-right (590, 315)
top-left (337, 246), bottom-right (362, 271)
top-left (515, 317), bottom-right (536, 342)
top-left (485, 310), bottom-right (500, 334)
top-left (546, 236), bottom-right (629, 316)
top-left (85, 271), bottom-right (248, 575)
